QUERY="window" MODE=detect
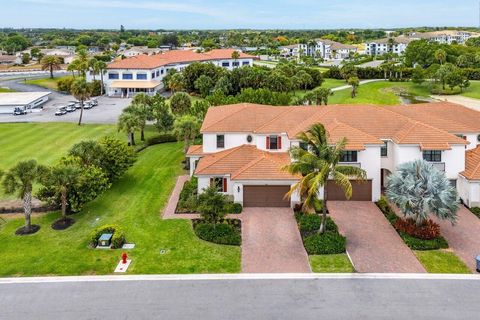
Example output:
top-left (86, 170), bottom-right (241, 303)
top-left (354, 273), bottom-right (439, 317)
top-left (122, 73), bottom-right (133, 80)
top-left (242, 61), bottom-right (250, 66)
top-left (381, 141), bottom-right (388, 157)
top-left (232, 61), bottom-right (240, 67)
top-left (423, 150), bottom-right (441, 162)
top-left (137, 73), bottom-right (147, 80)
top-left (267, 135), bottom-right (281, 150)
top-left (211, 177), bottom-right (227, 192)
top-left (151, 72), bottom-right (155, 79)
top-left (108, 73), bottom-right (119, 79)
top-left (222, 62), bottom-right (230, 67)
top-left (340, 151), bottom-right (358, 162)
top-left (160, 69), bottom-right (164, 75)
top-left (299, 142), bottom-right (308, 151)
top-left (216, 134), bottom-right (225, 148)
top-left (156, 70), bottom-right (160, 77)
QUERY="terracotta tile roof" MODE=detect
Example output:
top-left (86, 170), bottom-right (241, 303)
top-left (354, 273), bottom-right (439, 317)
top-left (108, 49), bottom-right (256, 70)
top-left (195, 145), bottom-right (298, 180)
top-left (201, 102), bottom-right (470, 150)
top-left (461, 146), bottom-right (480, 180)
top-left (186, 145), bottom-right (204, 156)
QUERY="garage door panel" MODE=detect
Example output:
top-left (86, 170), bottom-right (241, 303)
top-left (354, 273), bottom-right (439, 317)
top-left (244, 185), bottom-right (290, 207)
top-left (326, 180), bottom-right (372, 201)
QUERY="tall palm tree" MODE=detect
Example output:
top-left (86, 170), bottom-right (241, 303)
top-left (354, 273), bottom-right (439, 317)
top-left (347, 76), bottom-right (360, 98)
top-left (283, 124), bottom-right (366, 233)
top-left (40, 55), bottom-right (62, 79)
top-left (74, 49), bottom-right (90, 77)
top-left (70, 77), bottom-right (91, 126)
top-left (173, 115), bottom-right (201, 155)
top-left (42, 165), bottom-right (81, 225)
top-left (435, 49), bottom-right (447, 65)
top-left (124, 102), bottom-right (150, 142)
top-left (88, 57), bottom-right (99, 81)
top-left (1, 160), bottom-right (47, 234)
top-left (118, 111), bottom-right (140, 146)
top-left (95, 60), bottom-right (107, 95)
top-left (67, 60), bottom-right (80, 78)
top-left (231, 50), bottom-right (240, 68)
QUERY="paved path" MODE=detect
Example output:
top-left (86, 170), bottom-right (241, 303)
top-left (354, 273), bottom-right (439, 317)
top-left (241, 208), bottom-right (310, 273)
top-left (1, 275), bottom-right (480, 320)
top-left (328, 201), bottom-right (425, 273)
top-left (331, 79), bottom-right (383, 92)
top-left (433, 206), bottom-right (480, 273)
top-left (161, 175), bottom-right (200, 220)
top-left (431, 95), bottom-right (480, 112)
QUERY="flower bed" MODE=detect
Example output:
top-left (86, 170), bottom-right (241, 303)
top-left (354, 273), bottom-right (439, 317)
top-left (294, 212), bottom-right (346, 255)
top-left (376, 197), bottom-right (448, 250)
top-left (192, 218), bottom-right (241, 246)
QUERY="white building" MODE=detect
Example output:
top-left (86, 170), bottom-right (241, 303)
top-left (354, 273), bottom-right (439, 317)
top-left (281, 40), bottom-right (357, 61)
top-left (365, 36), bottom-right (412, 56)
top-left (186, 102), bottom-right (480, 208)
top-left (88, 49), bottom-right (256, 98)
top-left (0, 92), bottom-right (51, 114)
top-left (409, 30), bottom-right (480, 45)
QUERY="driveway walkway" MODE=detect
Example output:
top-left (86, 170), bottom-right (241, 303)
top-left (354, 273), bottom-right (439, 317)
top-left (241, 208), bottom-right (311, 273)
top-left (328, 201), bottom-right (425, 273)
top-left (431, 95), bottom-right (480, 112)
top-left (433, 206), bottom-right (480, 273)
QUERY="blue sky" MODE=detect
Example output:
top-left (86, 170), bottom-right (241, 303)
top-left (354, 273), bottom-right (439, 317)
top-left (1, 0), bottom-right (479, 29)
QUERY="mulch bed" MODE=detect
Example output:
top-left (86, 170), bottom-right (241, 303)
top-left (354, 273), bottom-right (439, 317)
top-left (15, 224), bottom-right (41, 235)
top-left (51, 217), bottom-right (76, 230)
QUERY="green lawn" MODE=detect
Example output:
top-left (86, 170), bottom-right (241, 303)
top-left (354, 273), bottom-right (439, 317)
top-left (0, 143), bottom-right (240, 276)
top-left (24, 76), bottom-right (72, 90)
top-left (309, 254), bottom-right (355, 273)
top-left (0, 88), bottom-right (15, 92)
top-left (414, 250), bottom-right (471, 274)
top-left (461, 81), bottom-right (480, 99)
top-left (0, 123), bottom-right (155, 199)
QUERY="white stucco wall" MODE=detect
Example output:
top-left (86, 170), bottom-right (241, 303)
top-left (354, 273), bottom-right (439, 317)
top-left (443, 145), bottom-right (465, 180)
top-left (463, 133), bottom-right (479, 150)
top-left (458, 175), bottom-right (480, 207)
top-left (255, 133), bottom-right (290, 152)
top-left (358, 146), bottom-right (382, 201)
top-left (380, 140), bottom-right (395, 173)
top-left (202, 133), bottom-right (256, 153)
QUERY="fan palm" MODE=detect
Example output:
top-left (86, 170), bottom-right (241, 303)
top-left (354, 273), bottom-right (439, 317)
top-left (40, 55), bottom-right (62, 79)
top-left (283, 123), bottom-right (366, 233)
top-left (118, 111), bottom-right (141, 146)
top-left (70, 77), bottom-right (91, 126)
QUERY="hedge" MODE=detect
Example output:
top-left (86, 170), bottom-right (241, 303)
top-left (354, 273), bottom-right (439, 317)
top-left (89, 224), bottom-right (126, 249)
top-left (146, 134), bottom-right (177, 146)
top-left (193, 222), bottom-right (241, 245)
top-left (303, 231), bottom-right (346, 255)
top-left (469, 207), bottom-right (480, 219)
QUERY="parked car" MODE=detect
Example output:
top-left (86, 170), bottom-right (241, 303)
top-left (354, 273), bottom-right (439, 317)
top-left (13, 107), bottom-right (27, 116)
top-left (84, 102), bottom-right (93, 109)
top-left (65, 105), bottom-right (76, 112)
top-left (55, 108), bottom-right (67, 116)
top-left (90, 98), bottom-right (98, 106)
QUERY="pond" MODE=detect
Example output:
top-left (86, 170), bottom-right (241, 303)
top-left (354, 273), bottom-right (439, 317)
top-left (397, 93), bottom-right (434, 105)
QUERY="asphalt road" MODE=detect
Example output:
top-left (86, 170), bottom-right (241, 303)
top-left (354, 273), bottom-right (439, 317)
top-left (1, 275), bottom-right (479, 320)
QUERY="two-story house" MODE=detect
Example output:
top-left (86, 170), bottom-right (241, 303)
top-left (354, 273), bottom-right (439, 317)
top-left (87, 49), bottom-right (256, 97)
top-left (187, 102), bottom-right (480, 208)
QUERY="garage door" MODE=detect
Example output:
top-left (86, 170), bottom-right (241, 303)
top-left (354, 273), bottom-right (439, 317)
top-left (326, 180), bottom-right (372, 201)
top-left (243, 185), bottom-right (291, 207)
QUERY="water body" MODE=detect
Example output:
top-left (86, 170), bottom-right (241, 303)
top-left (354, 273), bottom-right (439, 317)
top-left (397, 93), bottom-right (434, 105)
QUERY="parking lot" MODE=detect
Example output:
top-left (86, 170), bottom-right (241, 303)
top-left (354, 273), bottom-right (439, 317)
top-left (0, 91), bottom-right (131, 124)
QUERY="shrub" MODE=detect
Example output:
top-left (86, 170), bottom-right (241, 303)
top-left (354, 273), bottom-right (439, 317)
top-left (194, 222), bottom-right (241, 245)
top-left (298, 214), bottom-right (321, 232)
top-left (98, 136), bottom-right (137, 181)
top-left (394, 218), bottom-right (440, 240)
top-left (376, 197), bottom-right (398, 224)
top-left (146, 134), bottom-right (177, 146)
top-left (89, 224), bottom-right (126, 249)
top-left (225, 202), bottom-right (243, 214)
top-left (400, 232), bottom-right (448, 250)
top-left (469, 207), bottom-right (480, 218)
top-left (303, 231), bottom-right (346, 255)
top-left (57, 77), bottom-right (74, 93)
top-left (197, 186), bottom-right (229, 224)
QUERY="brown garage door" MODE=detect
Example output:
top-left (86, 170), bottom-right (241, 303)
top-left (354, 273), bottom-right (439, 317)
top-left (326, 180), bottom-right (372, 201)
top-left (243, 185), bottom-right (291, 207)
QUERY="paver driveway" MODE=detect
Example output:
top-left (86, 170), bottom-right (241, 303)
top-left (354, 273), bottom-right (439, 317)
top-left (328, 201), bottom-right (425, 273)
top-left (241, 208), bottom-right (311, 273)
top-left (433, 206), bottom-right (480, 273)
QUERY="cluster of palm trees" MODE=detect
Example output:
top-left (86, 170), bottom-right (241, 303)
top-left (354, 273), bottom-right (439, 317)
top-left (283, 123), bottom-right (366, 233)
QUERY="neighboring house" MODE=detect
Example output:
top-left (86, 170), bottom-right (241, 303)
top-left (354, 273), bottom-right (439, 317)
top-left (0, 54), bottom-right (21, 65)
top-left (298, 39), bottom-right (357, 60)
top-left (40, 48), bottom-right (76, 64)
top-left (89, 49), bottom-right (256, 97)
top-left (408, 30), bottom-right (480, 45)
top-left (121, 46), bottom-right (163, 57)
top-left (187, 102), bottom-right (480, 208)
top-left (365, 36), bottom-right (412, 56)
top-left (279, 44), bottom-right (300, 58)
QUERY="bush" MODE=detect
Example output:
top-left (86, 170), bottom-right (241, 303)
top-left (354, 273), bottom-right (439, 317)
top-left (470, 207), bottom-right (480, 218)
top-left (194, 222), bottom-right (241, 245)
top-left (89, 80), bottom-right (102, 97)
top-left (89, 224), bottom-right (126, 249)
top-left (57, 77), bottom-right (74, 93)
top-left (303, 231), bottom-right (346, 255)
top-left (297, 213), bottom-right (321, 232)
top-left (98, 136), bottom-right (137, 182)
top-left (146, 134), bottom-right (177, 146)
top-left (225, 202), bottom-right (243, 214)
top-left (400, 232), bottom-right (448, 250)
top-left (376, 197), bottom-right (398, 224)
top-left (394, 218), bottom-right (440, 240)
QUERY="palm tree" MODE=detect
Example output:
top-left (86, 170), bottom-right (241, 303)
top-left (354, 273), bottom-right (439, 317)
top-left (386, 159), bottom-right (458, 227)
top-left (70, 77), bottom-right (91, 126)
top-left (118, 111), bottom-right (140, 146)
top-left (173, 115), bottom-right (201, 155)
top-left (435, 49), bottom-right (447, 65)
top-left (40, 55), bottom-right (62, 79)
top-left (67, 60), bottom-right (81, 78)
top-left (231, 50), bottom-right (240, 68)
top-left (124, 103), bottom-right (150, 141)
top-left (73, 49), bottom-right (90, 77)
top-left (1, 160), bottom-right (47, 234)
top-left (42, 165), bottom-right (81, 226)
top-left (168, 72), bottom-right (185, 93)
top-left (347, 76), bottom-right (360, 98)
top-left (95, 60), bottom-right (107, 95)
top-left (283, 124), bottom-right (366, 233)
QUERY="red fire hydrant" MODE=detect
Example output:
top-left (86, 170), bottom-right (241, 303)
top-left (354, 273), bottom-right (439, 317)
top-left (122, 252), bottom-right (127, 264)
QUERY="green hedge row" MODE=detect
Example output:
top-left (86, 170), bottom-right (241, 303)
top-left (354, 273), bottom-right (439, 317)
top-left (193, 221), bottom-right (241, 246)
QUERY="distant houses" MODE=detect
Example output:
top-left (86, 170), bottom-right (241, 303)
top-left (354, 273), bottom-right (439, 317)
top-left (365, 36), bottom-right (413, 56)
top-left (280, 39), bottom-right (357, 61)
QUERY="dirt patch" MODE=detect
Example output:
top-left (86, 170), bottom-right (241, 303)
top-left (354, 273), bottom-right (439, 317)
top-left (15, 224), bottom-right (41, 235)
top-left (51, 217), bottom-right (75, 230)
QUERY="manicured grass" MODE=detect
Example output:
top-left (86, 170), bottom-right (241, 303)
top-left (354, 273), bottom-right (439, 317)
top-left (309, 254), bottom-right (354, 273)
top-left (293, 79), bottom-right (347, 99)
top-left (0, 123), bottom-right (156, 199)
top-left (414, 250), bottom-right (471, 274)
top-left (0, 143), bottom-right (240, 276)
top-left (25, 75), bottom-right (72, 90)
top-left (0, 88), bottom-right (15, 92)
top-left (461, 81), bottom-right (480, 99)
